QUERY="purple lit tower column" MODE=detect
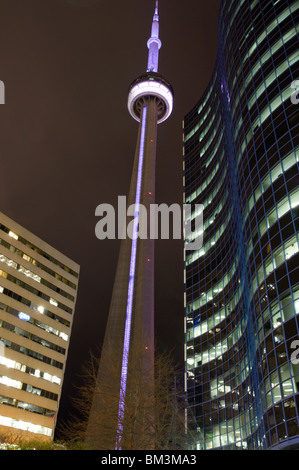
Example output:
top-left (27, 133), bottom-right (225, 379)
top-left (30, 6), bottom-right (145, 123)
top-left (86, 1), bottom-right (173, 450)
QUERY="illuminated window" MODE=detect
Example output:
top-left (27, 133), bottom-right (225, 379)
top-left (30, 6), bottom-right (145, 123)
top-left (8, 231), bottom-right (18, 240)
top-left (0, 415), bottom-right (52, 437)
top-left (0, 375), bottom-right (22, 389)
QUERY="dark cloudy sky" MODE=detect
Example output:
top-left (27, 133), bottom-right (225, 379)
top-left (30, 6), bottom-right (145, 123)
top-left (0, 0), bottom-right (221, 435)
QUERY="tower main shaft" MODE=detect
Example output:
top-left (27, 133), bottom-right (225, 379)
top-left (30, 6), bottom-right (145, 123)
top-left (86, 1), bottom-right (173, 450)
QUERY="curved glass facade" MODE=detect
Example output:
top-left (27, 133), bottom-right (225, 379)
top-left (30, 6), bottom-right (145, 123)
top-left (183, 0), bottom-right (299, 450)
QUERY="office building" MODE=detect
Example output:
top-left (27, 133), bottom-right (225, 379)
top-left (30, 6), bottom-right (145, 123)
top-left (0, 211), bottom-right (80, 442)
top-left (184, 0), bottom-right (299, 450)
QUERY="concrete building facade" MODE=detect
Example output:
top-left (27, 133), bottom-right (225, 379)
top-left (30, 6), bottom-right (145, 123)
top-left (0, 211), bottom-right (79, 442)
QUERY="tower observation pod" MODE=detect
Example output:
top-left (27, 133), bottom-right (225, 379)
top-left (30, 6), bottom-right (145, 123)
top-left (86, 1), bottom-right (173, 450)
top-left (128, 1), bottom-right (173, 124)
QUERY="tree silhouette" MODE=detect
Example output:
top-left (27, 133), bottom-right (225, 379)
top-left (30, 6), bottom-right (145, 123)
top-left (59, 339), bottom-right (190, 450)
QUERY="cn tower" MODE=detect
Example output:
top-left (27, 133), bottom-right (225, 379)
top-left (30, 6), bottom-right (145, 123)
top-left (86, 1), bottom-right (173, 449)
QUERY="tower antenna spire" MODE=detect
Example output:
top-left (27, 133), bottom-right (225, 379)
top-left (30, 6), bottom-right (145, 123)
top-left (147, 0), bottom-right (162, 72)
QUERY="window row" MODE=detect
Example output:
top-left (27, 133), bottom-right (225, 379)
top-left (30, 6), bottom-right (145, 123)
top-left (0, 284), bottom-right (70, 328)
top-left (258, 188), bottom-right (299, 238)
top-left (185, 149), bottom-right (225, 204)
top-left (231, 23), bottom-right (298, 120)
top-left (0, 319), bottom-right (66, 355)
top-left (0, 223), bottom-right (78, 279)
top-left (0, 237), bottom-right (77, 290)
top-left (261, 364), bottom-right (297, 409)
top-left (243, 146), bottom-right (299, 226)
top-left (186, 207), bottom-right (232, 267)
top-left (250, 234), bottom-right (299, 299)
top-left (254, 283), bottom-right (299, 341)
top-left (0, 250), bottom-right (74, 302)
top-left (230, 3), bottom-right (298, 99)
top-left (0, 269), bottom-right (72, 314)
top-left (186, 272), bottom-right (243, 341)
top-left (0, 353), bottom-right (61, 386)
top-left (0, 394), bottom-right (55, 417)
top-left (187, 251), bottom-right (240, 313)
top-left (0, 300), bottom-right (68, 342)
top-left (237, 84), bottom-right (294, 165)
top-left (0, 337), bottom-right (63, 370)
top-left (0, 414), bottom-right (52, 437)
top-left (0, 375), bottom-right (58, 401)
top-left (187, 315), bottom-right (247, 368)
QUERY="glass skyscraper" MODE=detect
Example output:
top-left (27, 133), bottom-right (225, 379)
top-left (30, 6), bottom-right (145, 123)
top-left (183, 0), bottom-right (299, 450)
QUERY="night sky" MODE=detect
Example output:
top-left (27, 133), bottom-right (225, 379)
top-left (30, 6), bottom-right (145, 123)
top-left (0, 0), bottom-right (221, 435)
